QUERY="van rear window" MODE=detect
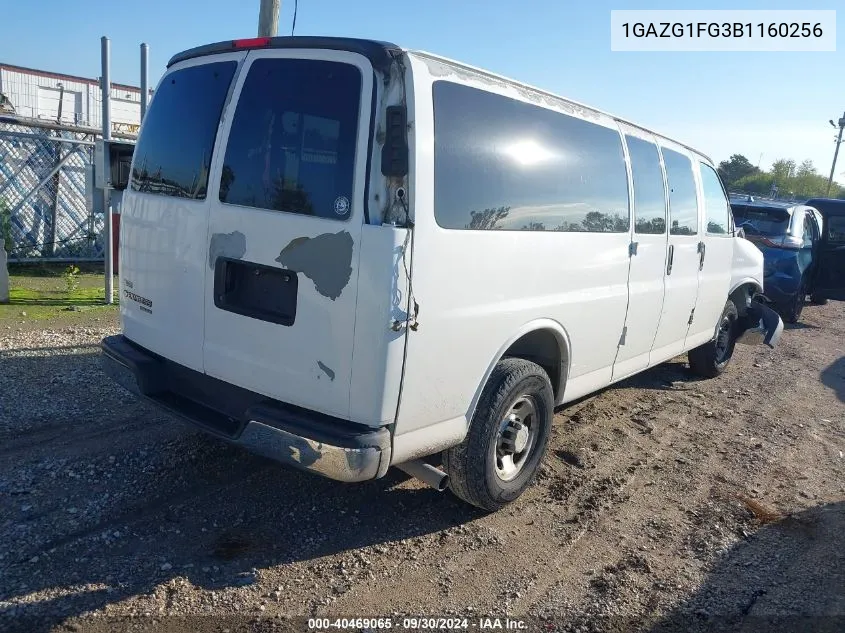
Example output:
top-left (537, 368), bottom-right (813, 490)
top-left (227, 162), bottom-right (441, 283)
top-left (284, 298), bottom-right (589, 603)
top-left (131, 61), bottom-right (237, 198)
top-left (219, 58), bottom-right (362, 220)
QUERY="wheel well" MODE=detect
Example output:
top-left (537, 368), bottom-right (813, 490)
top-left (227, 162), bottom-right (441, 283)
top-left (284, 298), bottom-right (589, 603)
top-left (729, 282), bottom-right (763, 318)
top-left (501, 329), bottom-right (566, 400)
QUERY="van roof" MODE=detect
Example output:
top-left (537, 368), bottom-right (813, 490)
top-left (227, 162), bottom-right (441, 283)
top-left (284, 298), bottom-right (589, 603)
top-left (167, 36), bottom-right (710, 163)
top-left (167, 36), bottom-right (403, 72)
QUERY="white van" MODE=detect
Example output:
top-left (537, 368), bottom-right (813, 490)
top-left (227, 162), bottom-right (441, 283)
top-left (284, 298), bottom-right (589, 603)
top-left (101, 36), bottom-right (785, 512)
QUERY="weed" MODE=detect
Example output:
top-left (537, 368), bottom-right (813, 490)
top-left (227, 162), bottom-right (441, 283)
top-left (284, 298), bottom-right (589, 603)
top-left (63, 264), bottom-right (81, 296)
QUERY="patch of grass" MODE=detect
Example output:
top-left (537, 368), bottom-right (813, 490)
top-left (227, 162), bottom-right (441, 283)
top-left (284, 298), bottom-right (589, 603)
top-left (0, 272), bottom-right (119, 327)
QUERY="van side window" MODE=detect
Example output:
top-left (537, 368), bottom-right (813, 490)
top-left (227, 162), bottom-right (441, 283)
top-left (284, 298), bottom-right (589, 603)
top-left (432, 81), bottom-right (629, 232)
top-left (131, 61), bottom-right (237, 198)
top-left (219, 59), bottom-right (362, 220)
top-left (626, 135), bottom-right (666, 234)
top-left (662, 149), bottom-right (699, 235)
top-left (699, 163), bottom-right (731, 235)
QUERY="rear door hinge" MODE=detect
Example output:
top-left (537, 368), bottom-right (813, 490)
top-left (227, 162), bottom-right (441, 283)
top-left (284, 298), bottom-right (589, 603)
top-left (629, 241), bottom-right (639, 256)
top-left (619, 326), bottom-right (627, 345)
top-left (688, 308), bottom-right (695, 325)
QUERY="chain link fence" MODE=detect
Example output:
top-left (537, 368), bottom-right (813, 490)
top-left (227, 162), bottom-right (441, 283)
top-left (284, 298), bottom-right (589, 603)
top-left (0, 120), bottom-right (120, 262)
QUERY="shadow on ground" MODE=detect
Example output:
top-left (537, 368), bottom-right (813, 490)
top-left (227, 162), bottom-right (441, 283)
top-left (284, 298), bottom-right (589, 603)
top-left (650, 501), bottom-right (845, 633)
top-left (820, 356), bottom-right (845, 404)
top-left (0, 349), bottom-right (482, 633)
top-left (784, 321), bottom-right (820, 331)
top-left (10, 297), bottom-right (105, 307)
top-left (616, 359), bottom-right (707, 392)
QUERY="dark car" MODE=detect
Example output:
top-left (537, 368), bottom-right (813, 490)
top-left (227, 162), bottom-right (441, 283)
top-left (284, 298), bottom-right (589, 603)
top-left (804, 197), bottom-right (845, 304)
top-left (730, 198), bottom-right (825, 323)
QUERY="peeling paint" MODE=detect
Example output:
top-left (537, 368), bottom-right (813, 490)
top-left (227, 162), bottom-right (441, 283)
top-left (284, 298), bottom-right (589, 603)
top-left (208, 231), bottom-right (246, 270)
top-left (317, 361), bottom-right (336, 381)
top-left (275, 232), bottom-right (354, 300)
top-left (419, 55), bottom-right (603, 122)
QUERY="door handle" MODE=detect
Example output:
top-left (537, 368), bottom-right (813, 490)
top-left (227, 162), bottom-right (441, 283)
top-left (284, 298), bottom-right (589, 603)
top-left (698, 241), bottom-right (706, 270)
top-left (667, 244), bottom-right (674, 275)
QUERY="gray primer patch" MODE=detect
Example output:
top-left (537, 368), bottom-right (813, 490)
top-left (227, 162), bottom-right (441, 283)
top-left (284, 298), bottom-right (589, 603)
top-left (208, 231), bottom-right (246, 269)
top-left (275, 231), bottom-right (353, 300)
top-left (317, 361), bottom-right (335, 381)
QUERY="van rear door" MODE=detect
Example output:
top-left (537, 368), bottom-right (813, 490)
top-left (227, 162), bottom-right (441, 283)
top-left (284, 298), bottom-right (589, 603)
top-left (202, 50), bottom-right (374, 419)
top-left (120, 54), bottom-right (243, 371)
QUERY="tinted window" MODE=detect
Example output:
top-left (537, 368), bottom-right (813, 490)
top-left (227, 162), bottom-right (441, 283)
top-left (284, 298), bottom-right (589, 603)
top-left (699, 163), bottom-right (730, 235)
top-left (802, 216), bottom-right (814, 247)
top-left (662, 149), bottom-right (698, 235)
top-left (828, 216), bottom-right (845, 243)
top-left (626, 135), bottom-right (666, 234)
top-left (220, 59), bottom-right (362, 220)
top-left (131, 61), bottom-right (236, 198)
top-left (433, 81), bottom-right (629, 232)
top-left (731, 205), bottom-right (790, 237)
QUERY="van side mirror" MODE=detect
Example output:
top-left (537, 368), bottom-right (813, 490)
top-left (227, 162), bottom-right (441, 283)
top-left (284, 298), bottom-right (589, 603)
top-left (381, 105), bottom-right (408, 177)
top-left (735, 227), bottom-right (746, 239)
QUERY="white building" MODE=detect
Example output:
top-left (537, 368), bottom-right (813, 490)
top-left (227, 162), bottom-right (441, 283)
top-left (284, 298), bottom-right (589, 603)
top-left (0, 63), bottom-right (151, 134)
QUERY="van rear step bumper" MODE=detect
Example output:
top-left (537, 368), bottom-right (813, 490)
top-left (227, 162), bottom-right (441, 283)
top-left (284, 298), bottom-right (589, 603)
top-left (99, 335), bottom-right (391, 483)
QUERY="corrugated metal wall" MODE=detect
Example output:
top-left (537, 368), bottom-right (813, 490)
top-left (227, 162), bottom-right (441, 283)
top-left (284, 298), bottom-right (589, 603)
top-left (0, 66), bottom-right (145, 133)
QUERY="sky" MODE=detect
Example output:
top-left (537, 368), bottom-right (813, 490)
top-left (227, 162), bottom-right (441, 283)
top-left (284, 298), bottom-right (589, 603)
top-left (2, 0), bottom-right (843, 183)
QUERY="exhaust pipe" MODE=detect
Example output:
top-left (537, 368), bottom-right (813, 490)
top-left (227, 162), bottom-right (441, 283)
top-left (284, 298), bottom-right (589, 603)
top-left (397, 460), bottom-right (450, 492)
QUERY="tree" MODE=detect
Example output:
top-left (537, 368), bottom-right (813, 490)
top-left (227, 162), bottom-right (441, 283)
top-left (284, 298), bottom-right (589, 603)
top-left (770, 159), bottom-right (796, 187)
top-left (734, 172), bottom-right (774, 195)
top-left (466, 206), bottom-right (510, 230)
top-left (726, 153), bottom-right (845, 199)
top-left (717, 154), bottom-right (759, 188)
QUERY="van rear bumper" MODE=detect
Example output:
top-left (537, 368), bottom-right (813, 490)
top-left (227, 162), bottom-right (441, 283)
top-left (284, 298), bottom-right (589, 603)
top-left (100, 335), bottom-right (391, 483)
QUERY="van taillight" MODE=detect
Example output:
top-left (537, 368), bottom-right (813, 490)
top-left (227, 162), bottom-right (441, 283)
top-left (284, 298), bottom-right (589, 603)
top-left (233, 37), bottom-right (271, 49)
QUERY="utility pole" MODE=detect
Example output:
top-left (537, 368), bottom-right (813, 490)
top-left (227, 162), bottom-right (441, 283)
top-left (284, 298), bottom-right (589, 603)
top-left (827, 112), bottom-right (845, 198)
top-left (258, 0), bottom-right (280, 37)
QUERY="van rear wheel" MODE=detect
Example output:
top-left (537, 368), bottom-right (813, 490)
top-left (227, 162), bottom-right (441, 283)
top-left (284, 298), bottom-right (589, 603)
top-left (443, 358), bottom-right (554, 512)
top-left (688, 299), bottom-right (738, 378)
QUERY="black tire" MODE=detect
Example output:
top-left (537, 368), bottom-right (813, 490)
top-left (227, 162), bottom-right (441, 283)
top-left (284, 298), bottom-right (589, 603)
top-left (779, 280), bottom-right (806, 324)
top-left (810, 293), bottom-right (828, 305)
top-left (688, 299), bottom-right (739, 378)
top-left (443, 358), bottom-right (554, 512)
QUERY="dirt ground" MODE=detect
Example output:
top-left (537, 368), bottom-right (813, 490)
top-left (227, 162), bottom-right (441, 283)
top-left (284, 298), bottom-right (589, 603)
top-left (1, 299), bottom-right (844, 633)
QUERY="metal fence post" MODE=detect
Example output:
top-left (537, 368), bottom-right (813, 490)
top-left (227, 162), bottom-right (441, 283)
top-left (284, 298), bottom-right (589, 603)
top-left (140, 43), bottom-right (149, 122)
top-left (101, 36), bottom-right (114, 305)
top-left (0, 245), bottom-right (9, 304)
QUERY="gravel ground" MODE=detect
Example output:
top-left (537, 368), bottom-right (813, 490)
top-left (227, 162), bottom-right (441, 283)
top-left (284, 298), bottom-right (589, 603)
top-left (1, 302), bottom-right (844, 633)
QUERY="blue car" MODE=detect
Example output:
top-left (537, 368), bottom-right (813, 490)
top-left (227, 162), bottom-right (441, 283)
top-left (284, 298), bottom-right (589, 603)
top-left (730, 198), bottom-right (825, 323)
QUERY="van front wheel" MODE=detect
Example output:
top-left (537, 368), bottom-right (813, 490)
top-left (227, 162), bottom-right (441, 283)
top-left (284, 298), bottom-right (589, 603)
top-left (688, 299), bottom-right (738, 378)
top-left (443, 358), bottom-right (554, 512)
